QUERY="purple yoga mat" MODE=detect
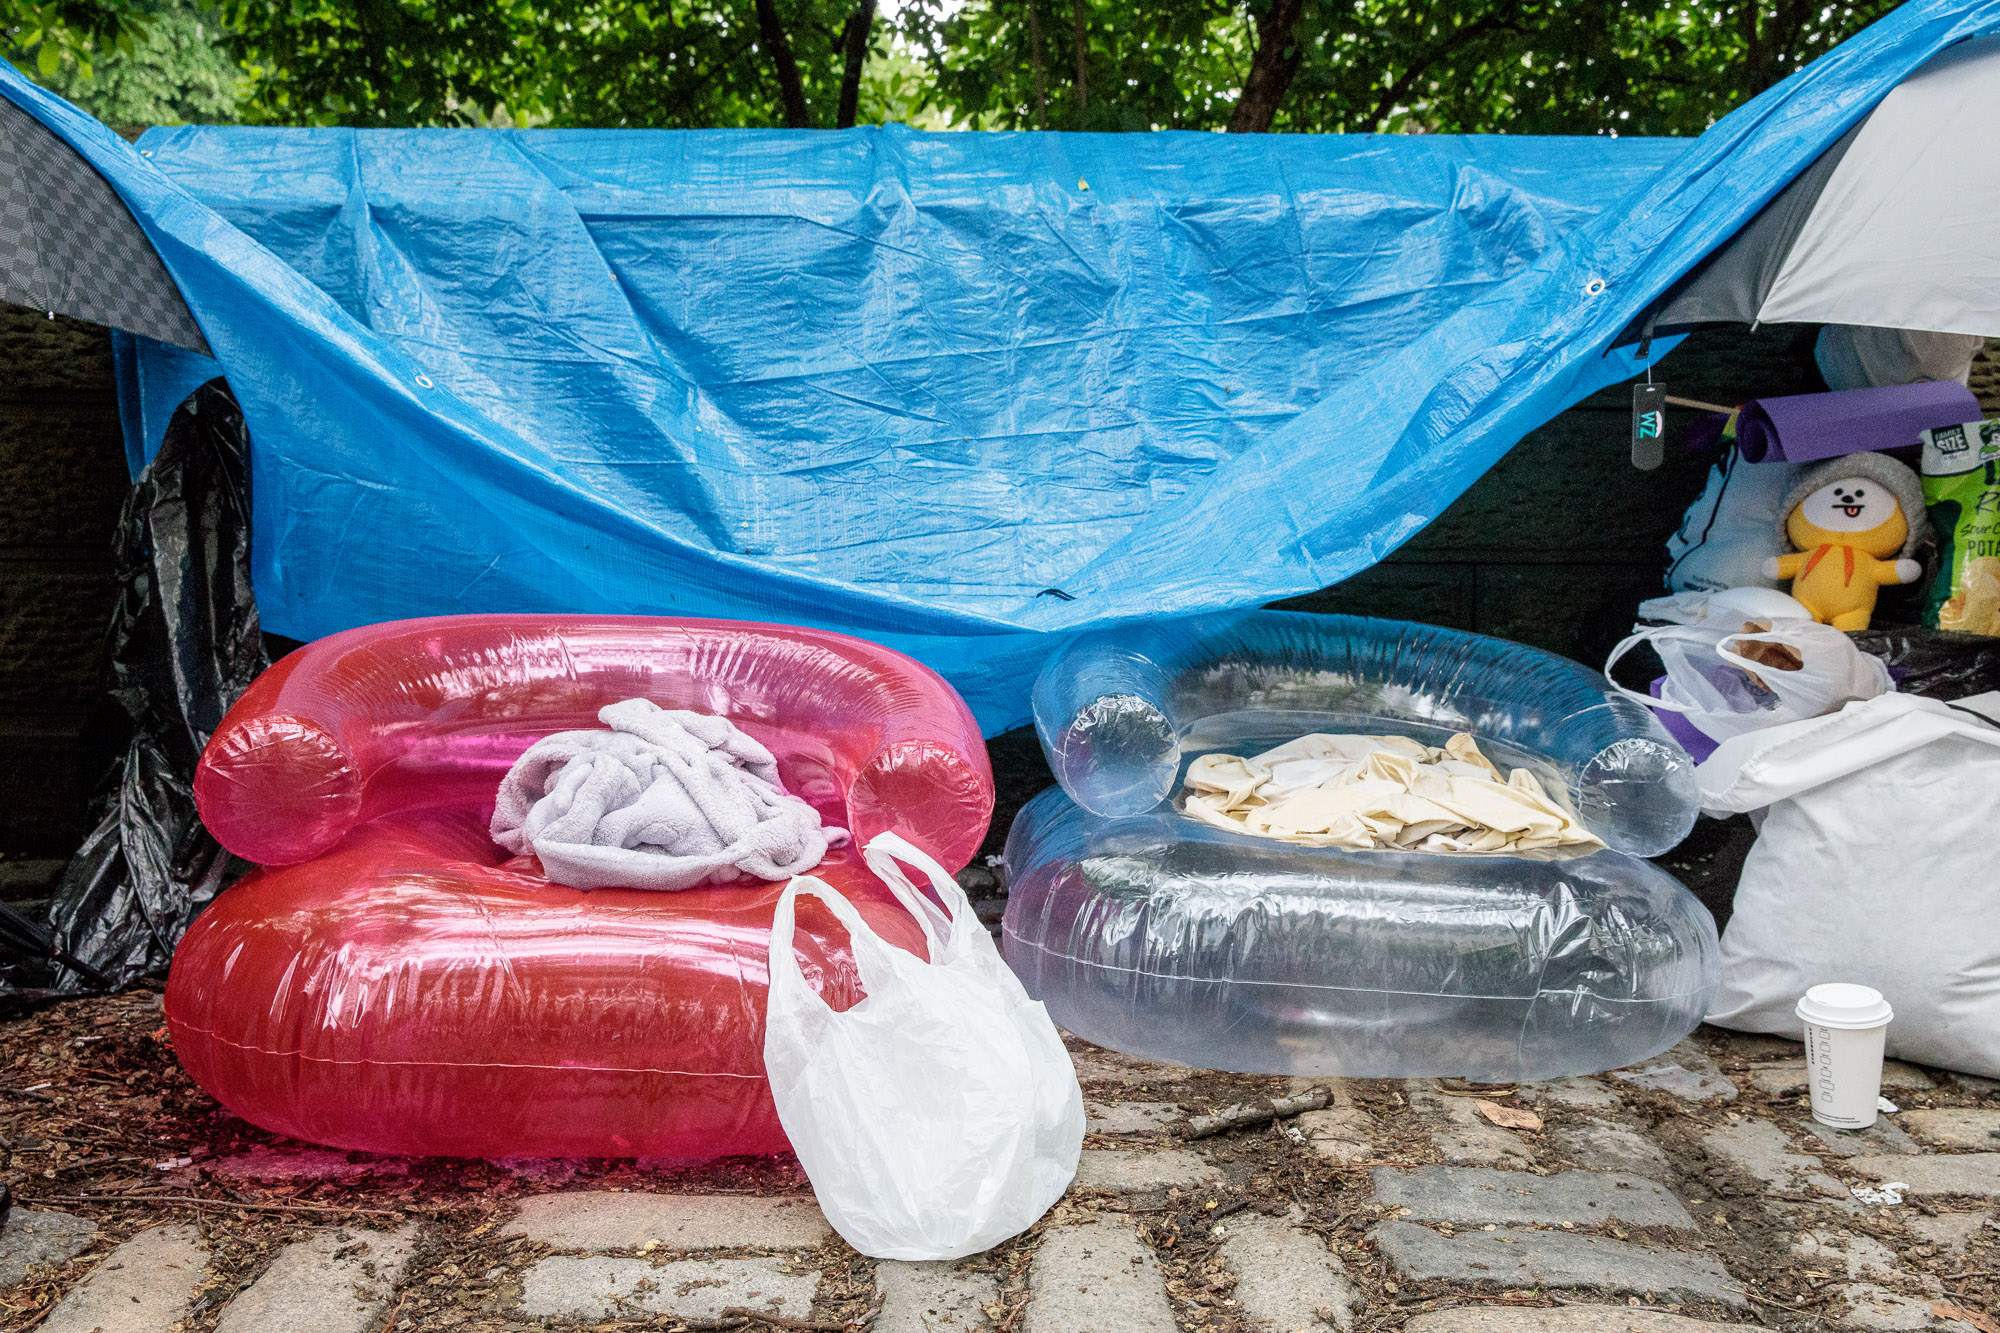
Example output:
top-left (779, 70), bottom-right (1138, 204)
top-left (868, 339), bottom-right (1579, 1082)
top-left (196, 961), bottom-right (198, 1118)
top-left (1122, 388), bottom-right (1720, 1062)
top-left (1735, 380), bottom-right (1980, 463)
top-left (1650, 677), bottom-right (1719, 764)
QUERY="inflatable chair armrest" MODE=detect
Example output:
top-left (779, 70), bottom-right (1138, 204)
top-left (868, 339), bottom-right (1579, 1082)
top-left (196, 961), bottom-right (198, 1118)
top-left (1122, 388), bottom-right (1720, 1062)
top-left (846, 730), bottom-right (995, 873)
top-left (194, 652), bottom-right (366, 866)
top-left (1548, 698), bottom-right (1700, 858)
top-left (1032, 645), bottom-right (1180, 817)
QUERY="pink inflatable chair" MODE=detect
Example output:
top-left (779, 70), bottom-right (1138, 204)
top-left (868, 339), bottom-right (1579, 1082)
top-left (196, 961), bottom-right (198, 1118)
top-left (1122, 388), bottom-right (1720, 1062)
top-left (167, 616), bottom-right (993, 1160)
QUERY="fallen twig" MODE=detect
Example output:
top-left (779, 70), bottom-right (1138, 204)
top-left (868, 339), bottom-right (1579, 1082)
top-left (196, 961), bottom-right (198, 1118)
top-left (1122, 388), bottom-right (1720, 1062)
top-left (679, 1309), bottom-right (864, 1332)
top-left (44, 1192), bottom-right (407, 1218)
top-left (1182, 1086), bottom-right (1330, 1139)
top-left (11, 1302), bottom-right (57, 1332)
top-left (1395, 1293), bottom-right (1548, 1308)
top-left (1300, 1207), bottom-right (1361, 1239)
top-left (1728, 1285), bottom-right (1830, 1322)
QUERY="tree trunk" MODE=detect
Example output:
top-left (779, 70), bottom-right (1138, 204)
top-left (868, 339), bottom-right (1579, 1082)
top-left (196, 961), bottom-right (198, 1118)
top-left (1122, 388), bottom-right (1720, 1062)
top-left (1226, 0), bottom-right (1305, 133)
top-left (354, 0), bottom-right (395, 123)
top-left (1743, 0), bottom-right (1810, 95)
top-left (1069, 0), bottom-right (1088, 114)
top-left (835, 0), bottom-right (877, 129)
top-left (1027, 0), bottom-right (1049, 128)
top-left (754, 0), bottom-right (813, 128)
top-left (1739, 0), bottom-right (1767, 95)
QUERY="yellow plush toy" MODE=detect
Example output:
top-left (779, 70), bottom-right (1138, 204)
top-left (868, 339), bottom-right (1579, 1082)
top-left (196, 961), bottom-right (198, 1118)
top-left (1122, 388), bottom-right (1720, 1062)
top-left (1761, 453), bottom-right (1928, 631)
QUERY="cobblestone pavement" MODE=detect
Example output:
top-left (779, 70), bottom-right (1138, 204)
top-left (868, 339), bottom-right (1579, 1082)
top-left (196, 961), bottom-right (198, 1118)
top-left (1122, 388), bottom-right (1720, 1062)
top-left (3, 997), bottom-right (1997, 1332)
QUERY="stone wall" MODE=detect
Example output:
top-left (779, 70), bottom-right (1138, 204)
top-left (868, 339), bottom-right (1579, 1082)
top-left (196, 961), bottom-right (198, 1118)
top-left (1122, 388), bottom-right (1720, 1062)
top-left (0, 308), bottom-right (127, 885)
top-left (0, 311), bottom-right (1831, 876)
top-left (1276, 324), bottom-right (1830, 666)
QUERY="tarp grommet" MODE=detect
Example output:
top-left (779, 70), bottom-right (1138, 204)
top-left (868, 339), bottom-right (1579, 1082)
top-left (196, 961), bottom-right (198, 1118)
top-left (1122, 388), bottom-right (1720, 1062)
top-left (414, 374), bottom-right (434, 389)
top-left (1582, 277), bottom-right (1607, 297)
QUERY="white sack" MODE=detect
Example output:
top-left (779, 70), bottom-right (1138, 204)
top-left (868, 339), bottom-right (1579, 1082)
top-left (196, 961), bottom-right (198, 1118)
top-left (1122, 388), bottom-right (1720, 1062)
top-left (1667, 447), bottom-right (1802, 594)
top-left (1815, 325), bottom-right (1982, 390)
top-left (1700, 692), bottom-right (2000, 1078)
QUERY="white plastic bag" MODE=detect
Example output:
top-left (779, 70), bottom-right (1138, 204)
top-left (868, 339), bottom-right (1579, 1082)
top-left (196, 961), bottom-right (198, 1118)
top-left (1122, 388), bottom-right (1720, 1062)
top-left (1700, 693), bottom-right (2000, 1078)
top-left (764, 831), bottom-right (1084, 1260)
top-left (1636, 587), bottom-right (1812, 627)
top-left (1606, 592), bottom-right (1892, 744)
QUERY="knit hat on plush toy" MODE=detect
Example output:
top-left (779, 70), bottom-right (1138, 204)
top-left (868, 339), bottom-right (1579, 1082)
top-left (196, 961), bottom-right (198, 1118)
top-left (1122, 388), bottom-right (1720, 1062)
top-left (1776, 451), bottom-right (1931, 559)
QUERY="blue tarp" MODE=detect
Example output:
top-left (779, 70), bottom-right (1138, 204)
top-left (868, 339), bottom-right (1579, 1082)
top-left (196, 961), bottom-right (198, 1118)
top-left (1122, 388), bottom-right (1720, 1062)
top-left (6, 1), bottom-right (1999, 730)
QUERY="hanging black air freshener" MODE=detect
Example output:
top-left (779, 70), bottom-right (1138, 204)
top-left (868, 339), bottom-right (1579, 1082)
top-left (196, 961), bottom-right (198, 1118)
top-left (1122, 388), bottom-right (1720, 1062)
top-left (1632, 382), bottom-right (1667, 471)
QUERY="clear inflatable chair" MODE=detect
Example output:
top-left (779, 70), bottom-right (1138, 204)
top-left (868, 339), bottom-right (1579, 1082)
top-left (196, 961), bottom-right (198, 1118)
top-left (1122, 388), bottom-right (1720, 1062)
top-left (1004, 609), bottom-right (1717, 1082)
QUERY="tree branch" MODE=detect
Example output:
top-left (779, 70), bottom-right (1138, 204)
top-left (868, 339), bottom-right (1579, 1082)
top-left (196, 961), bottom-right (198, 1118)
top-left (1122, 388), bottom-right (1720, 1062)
top-left (1226, 0), bottom-right (1306, 132)
top-left (834, 0), bottom-right (876, 128)
top-left (753, 0), bottom-right (812, 127)
top-left (1365, 7), bottom-right (1519, 133)
top-left (651, 34), bottom-right (763, 124)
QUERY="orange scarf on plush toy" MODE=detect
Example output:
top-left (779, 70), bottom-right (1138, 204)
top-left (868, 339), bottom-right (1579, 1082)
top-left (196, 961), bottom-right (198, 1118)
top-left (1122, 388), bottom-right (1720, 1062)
top-left (1800, 544), bottom-right (1858, 587)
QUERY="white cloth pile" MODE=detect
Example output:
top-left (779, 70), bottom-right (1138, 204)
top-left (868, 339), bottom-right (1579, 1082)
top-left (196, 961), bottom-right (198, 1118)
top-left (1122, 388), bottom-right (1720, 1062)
top-left (1182, 732), bottom-right (1602, 853)
top-left (492, 699), bottom-right (845, 891)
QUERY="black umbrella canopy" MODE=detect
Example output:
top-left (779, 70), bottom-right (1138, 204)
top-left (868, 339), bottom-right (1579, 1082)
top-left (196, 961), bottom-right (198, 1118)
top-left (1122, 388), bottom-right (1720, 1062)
top-left (0, 90), bottom-right (208, 355)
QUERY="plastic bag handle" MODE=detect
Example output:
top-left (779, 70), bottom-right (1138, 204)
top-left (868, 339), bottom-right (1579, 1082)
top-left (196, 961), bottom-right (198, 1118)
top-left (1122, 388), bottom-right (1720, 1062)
top-left (1603, 628), bottom-right (1698, 714)
top-left (1713, 632), bottom-right (1808, 679)
top-left (1713, 638), bottom-right (1775, 687)
top-left (768, 874), bottom-right (903, 1016)
top-left (859, 831), bottom-right (971, 961)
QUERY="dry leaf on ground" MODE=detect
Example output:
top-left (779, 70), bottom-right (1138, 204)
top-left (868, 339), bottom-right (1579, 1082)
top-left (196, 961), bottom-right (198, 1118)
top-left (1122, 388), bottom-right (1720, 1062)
top-left (1934, 1303), bottom-right (2000, 1333)
top-left (1474, 1100), bottom-right (1543, 1131)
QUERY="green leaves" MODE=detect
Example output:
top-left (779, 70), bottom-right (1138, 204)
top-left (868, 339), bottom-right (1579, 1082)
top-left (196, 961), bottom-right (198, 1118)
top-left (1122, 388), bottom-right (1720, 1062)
top-left (28, 0), bottom-right (244, 128)
top-left (4, 0), bottom-right (152, 87)
top-left (903, 0), bottom-right (1900, 137)
top-left (6, 0), bottom-right (1907, 137)
top-left (215, 0), bottom-right (897, 129)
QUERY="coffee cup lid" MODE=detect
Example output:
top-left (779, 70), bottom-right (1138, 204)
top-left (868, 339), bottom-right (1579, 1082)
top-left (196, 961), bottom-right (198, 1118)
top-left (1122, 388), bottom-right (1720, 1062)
top-left (1796, 983), bottom-right (1893, 1030)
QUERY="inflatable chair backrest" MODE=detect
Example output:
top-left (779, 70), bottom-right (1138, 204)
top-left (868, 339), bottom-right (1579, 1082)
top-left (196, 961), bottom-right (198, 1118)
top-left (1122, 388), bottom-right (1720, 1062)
top-left (195, 615), bottom-right (993, 868)
top-left (1032, 609), bottom-right (1696, 857)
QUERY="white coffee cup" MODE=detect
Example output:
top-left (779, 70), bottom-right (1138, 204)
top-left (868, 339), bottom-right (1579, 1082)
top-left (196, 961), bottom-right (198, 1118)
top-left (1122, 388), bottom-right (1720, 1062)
top-left (1796, 983), bottom-right (1894, 1130)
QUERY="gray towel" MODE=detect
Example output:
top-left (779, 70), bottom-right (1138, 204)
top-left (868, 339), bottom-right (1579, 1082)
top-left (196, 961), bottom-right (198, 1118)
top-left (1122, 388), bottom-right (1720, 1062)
top-left (491, 699), bottom-right (846, 891)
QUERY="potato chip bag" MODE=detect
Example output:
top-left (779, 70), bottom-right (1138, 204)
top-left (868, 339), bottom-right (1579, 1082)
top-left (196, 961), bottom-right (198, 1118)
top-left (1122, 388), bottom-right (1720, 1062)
top-left (1920, 419), bottom-right (2000, 637)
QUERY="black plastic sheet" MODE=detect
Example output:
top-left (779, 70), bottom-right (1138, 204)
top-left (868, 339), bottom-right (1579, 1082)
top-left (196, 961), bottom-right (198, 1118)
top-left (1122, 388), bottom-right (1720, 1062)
top-left (11, 381), bottom-right (266, 1001)
top-left (1853, 626), bottom-right (2000, 699)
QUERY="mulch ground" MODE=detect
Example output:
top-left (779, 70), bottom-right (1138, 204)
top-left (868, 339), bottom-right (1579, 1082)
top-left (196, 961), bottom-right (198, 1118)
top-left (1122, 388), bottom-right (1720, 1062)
top-left (2, 992), bottom-right (1995, 1332)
